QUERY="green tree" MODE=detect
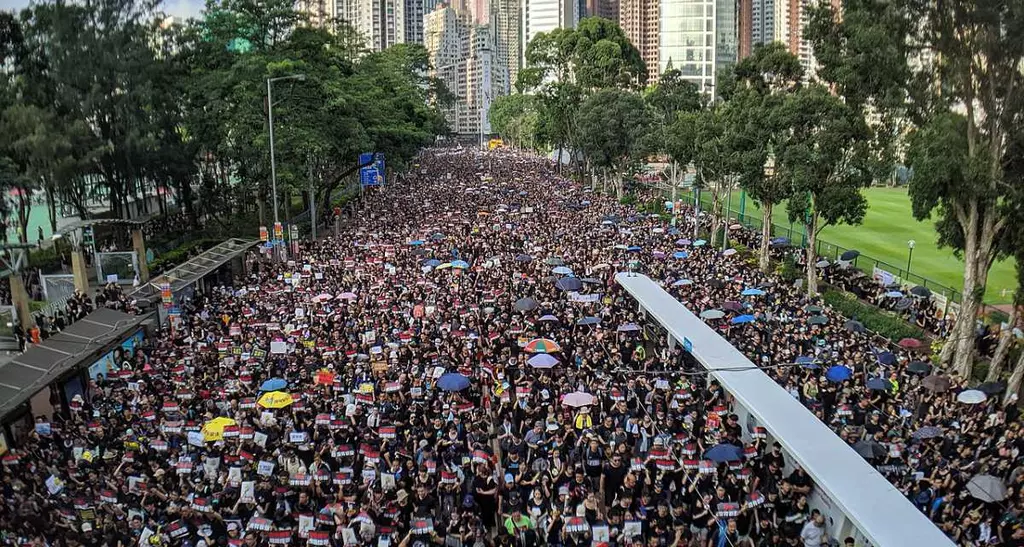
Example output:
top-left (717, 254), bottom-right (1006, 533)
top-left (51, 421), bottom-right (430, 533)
top-left (807, 0), bottom-right (1024, 377)
top-left (577, 89), bottom-right (650, 198)
top-left (666, 106), bottom-right (734, 245)
top-left (489, 94), bottom-right (539, 149)
top-left (778, 85), bottom-right (872, 295)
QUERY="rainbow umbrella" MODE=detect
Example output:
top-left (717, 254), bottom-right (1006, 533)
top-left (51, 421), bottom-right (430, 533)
top-left (524, 338), bottom-right (561, 353)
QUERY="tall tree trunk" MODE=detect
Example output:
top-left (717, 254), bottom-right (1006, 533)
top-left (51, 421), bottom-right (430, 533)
top-left (986, 305), bottom-right (1018, 382)
top-left (44, 181), bottom-right (57, 234)
top-left (709, 190), bottom-right (722, 247)
top-left (759, 202), bottom-right (773, 272)
top-left (1004, 349), bottom-right (1024, 407)
top-left (945, 208), bottom-right (982, 378)
top-left (805, 217), bottom-right (819, 296)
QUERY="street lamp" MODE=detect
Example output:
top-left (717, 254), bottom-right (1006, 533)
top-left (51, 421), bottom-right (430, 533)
top-left (267, 73), bottom-right (306, 259)
top-left (907, 239), bottom-right (916, 273)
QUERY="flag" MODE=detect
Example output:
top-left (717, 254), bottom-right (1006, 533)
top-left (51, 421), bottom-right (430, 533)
top-left (379, 426), bottom-right (396, 439)
top-left (166, 520), bottom-right (189, 539)
top-left (308, 531), bottom-right (330, 546)
top-left (248, 517), bottom-right (272, 531)
top-left (290, 474), bottom-right (311, 486)
top-left (268, 530), bottom-right (293, 544)
top-left (698, 460), bottom-right (715, 475)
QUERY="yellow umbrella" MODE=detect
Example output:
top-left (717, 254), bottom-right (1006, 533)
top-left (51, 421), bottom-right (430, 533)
top-left (258, 391), bottom-right (294, 409)
top-left (201, 417), bottom-right (237, 442)
top-left (436, 263), bottom-right (453, 270)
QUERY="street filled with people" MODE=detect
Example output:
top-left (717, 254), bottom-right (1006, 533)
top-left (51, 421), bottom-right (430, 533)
top-left (3, 148), bottom-right (1024, 547)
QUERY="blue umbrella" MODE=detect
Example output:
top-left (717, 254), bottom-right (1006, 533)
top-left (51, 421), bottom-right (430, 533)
top-left (795, 356), bottom-right (818, 368)
top-left (437, 373), bottom-right (471, 392)
top-left (704, 443), bottom-right (744, 463)
top-left (676, 239), bottom-right (691, 246)
top-left (876, 351), bottom-right (897, 366)
top-left (673, 251), bottom-right (689, 259)
top-left (430, 232), bottom-right (446, 241)
top-left (770, 237), bottom-right (790, 247)
top-left (730, 314), bottom-right (756, 325)
top-left (260, 378), bottom-right (288, 391)
top-left (826, 366), bottom-right (852, 382)
top-left (667, 227), bottom-right (681, 235)
top-left (741, 288), bottom-right (765, 296)
top-left (451, 260), bottom-right (470, 269)
top-left (423, 259), bottom-right (441, 268)
top-left (884, 291), bottom-right (904, 298)
top-left (617, 323), bottom-right (641, 332)
top-left (515, 254), bottom-right (533, 263)
top-left (626, 245), bottom-right (642, 252)
top-left (552, 266), bottom-right (573, 275)
top-left (576, 316), bottom-right (601, 326)
top-left (538, 314), bottom-right (559, 322)
top-left (672, 279), bottom-right (693, 287)
top-left (693, 239), bottom-right (707, 247)
top-left (866, 377), bottom-right (893, 391)
top-left (528, 354), bottom-right (559, 368)
top-left (554, 278), bottom-right (583, 291)
top-left (408, 240), bottom-right (425, 246)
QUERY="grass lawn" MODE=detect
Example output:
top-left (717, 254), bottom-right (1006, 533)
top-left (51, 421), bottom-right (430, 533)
top-left (691, 187), bottom-right (1017, 304)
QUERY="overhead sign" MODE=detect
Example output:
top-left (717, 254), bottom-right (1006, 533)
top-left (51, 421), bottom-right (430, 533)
top-left (360, 152), bottom-right (385, 187)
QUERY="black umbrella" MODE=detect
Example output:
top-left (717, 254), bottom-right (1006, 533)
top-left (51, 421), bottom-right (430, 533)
top-left (853, 440), bottom-right (887, 460)
top-left (554, 278), bottom-right (583, 292)
top-left (840, 250), bottom-right (860, 261)
top-left (910, 285), bottom-right (932, 298)
top-left (978, 381), bottom-right (1006, 395)
top-left (895, 298), bottom-right (914, 311)
top-left (907, 361), bottom-right (931, 375)
top-left (844, 319), bottom-right (865, 333)
top-left (515, 254), bottom-right (533, 263)
top-left (580, 278), bottom-right (601, 285)
top-left (514, 298), bottom-right (539, 311)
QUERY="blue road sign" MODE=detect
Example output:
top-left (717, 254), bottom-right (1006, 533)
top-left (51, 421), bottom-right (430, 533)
top-left (360, 152), bottom-right (386, 187)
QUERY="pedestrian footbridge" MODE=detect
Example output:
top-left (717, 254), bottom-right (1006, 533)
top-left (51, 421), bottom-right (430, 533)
top-left (615, 273), bottom-right (954, 547)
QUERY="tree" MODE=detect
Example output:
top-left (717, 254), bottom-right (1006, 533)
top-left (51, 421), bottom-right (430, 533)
top-left (489, 94), bottom-right (539, 149)
top-left (644, 69), bottom-right (702, 200)
top-left (666, 106), bottom-right (734, 245)
top-left (807, 0), bottom-right (1024, 377)
top-left (725, 43), bottom-right (803, 271)
top-left (577, 89), bottom-right (650, 198)
top-left (777, 85), bottom-right (871, 295)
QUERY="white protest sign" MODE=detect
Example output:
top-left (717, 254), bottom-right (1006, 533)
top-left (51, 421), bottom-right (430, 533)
top-left (257, 461), bottom-right (275, 477)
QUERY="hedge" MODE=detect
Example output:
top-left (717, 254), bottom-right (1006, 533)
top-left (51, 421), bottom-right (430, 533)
top-left (822, 289), bottom-right (926, 343)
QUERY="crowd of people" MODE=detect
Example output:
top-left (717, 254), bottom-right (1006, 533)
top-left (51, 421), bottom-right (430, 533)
top-left (0, 148), bottom-right (1021, 547)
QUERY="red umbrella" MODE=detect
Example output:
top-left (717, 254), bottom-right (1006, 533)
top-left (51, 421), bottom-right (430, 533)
top-left (898, 338), bottom-right (922, 349)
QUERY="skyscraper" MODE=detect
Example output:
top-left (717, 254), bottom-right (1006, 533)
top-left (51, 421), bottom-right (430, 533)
top-left (585, 0), bottom-right (619, 19)
top-left (658, 0), bottom-right (737, 93)
top-left (491, 0), bottom-right (522, 91)
top-left (297, 0), bottom-right (338, 28)
top-left (337, 0), bottom-right (406, 51)
top-left (620, 0), bottom-right (659, 82)
top-left (522, 0), bottom-right (580, 64)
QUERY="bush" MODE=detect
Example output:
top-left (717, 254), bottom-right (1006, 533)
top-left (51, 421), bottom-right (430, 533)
top-left (619, 194), bottom-right (638, 206)
top-left (778, 256), bottom-right (801, 282)
top-left (822, 289), bottom-right (926, 343)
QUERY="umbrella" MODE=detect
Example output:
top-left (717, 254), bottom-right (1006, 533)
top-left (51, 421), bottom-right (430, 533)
top-left (693, 239), bottom-right (707, 247)
top-left (722, 301), bottom-right (743, 312)
top-left (770, 237), bottom-right (790, 247)
top-left (339, 292), bottom-right (358, 300)
top-left (840, 250), bottom-right (860, 261)
top-left (844, 319), bottom-right (865, 333)
top-left (815, 259), bottom-right (830, 268)
top-left (562, 391), bottom-right (596, 407)
top-left (884, 291), bottom-right (904, 298)
top-left (422, 259), bottom-right (441, 268)
top-left (807, 315), bottom-right (828, 326)
top-left (258, 391), bottom-right (294, 409)
top-left (260, 378), bottom-right (288, 392)
top-left (866, 377), bottom-right (893, 391)
top-left (430, 232), bottom-right (446, 241)
top-left (525, 338), bottom-right (561, 353)
top-left (676, 239), bottom-right (692, 246)
top-left (876, 351), bottom-right (897, 366)
top-left (538, 314), bottom-right (559, 322)
top-left (437, 373), bottom-right (471, 392)
top-left (911, 286), bottom-right (932, 298)
top-left (722, 248), bottom-right (738, 256)
top-left (514, 298), bottom-right (539, 311)
top-left (554, 278), bottom-right (584, 291)
top-left (895, 298), bottom-right (914, 311)
top-left (408, 240), bottom-right (425, 246)
top-left (700, 309), bottom-right (725, 320)
top-left (907, 361), bottom-right (931, 375)
top-left (672, 279), bottom-right (694, 287)
top-left (528, 354), bottom-right (559, 368)
top-left (853, 440), bottom-right (887, 460)
top-left (804, 305), bottom-right (823, 314)
top-left (730, 314), bottom-right (755, 325)
top-left (617, 323), bottom-right (641, 333)
top-left (704, 443), bottom-right (743, 463)
top-left (978, 381), bottom-right (1006, 395)
top-left (436, 262), bottom-right (453, 270)
top-left (515, 254), bottom-right (533, 263)
top-left (795, 356), bottom-right (817, 366)
top-left (956, 389), bottom-right (987, 404)
top-left (741, 288), bottom-right (765, 296)
top-left (552, 266), bottom-right (573, 275)
top-left (544, 257), bottom-right (565, 266)
top-left (898, 338), bottom-right (922, 349)
top-left (312, 293), bottom-right (334, 302)
top-left (451, 260), bottom-right (470, 269)
top-left (202, 417), bottom-right (237, 442)
top-left (966, 474), bottom-right (1008, 502)
top-left (576, 316), bottom-right (601, 326)
top-left (581, 277), bottom-right (601, 285)
top-left (825, 366), bottom-right (852, 382)
top-left (922, 375), bottom-right (951, 392)
top-left (626, 245), bottom-right (642, 253)
top-left (911, 426), bottom-right (943, 440)
top-left (673, 251), bottom-right (689, 259)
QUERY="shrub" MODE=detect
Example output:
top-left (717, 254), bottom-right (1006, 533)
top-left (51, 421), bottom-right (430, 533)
top-left (822, 289), bottom-right (926, 343)
top-left (778, 256), bottom-right (801, 282)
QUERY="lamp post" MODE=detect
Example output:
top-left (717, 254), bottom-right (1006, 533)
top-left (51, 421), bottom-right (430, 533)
top-left (907, 239), bottom-right (916, 273)
top-left (267, 73), bottom-right (306, 259)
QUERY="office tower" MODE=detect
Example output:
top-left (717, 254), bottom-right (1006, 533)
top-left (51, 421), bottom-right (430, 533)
top-left (738, 0), bottom-right (773, 59)
top-left (659, 0), bottom-right (715, 92)
top-left (337, 0), bottom-right (406, 51)
top-left (584, 0), bottom-right (619, 19)
top-left (298, 0), bottom-right (338, 27)
top-left (492, 0), bottom-right (522, 91)
top-left (522, 0), bottom-right (580, 63)
top-left (620, 0), bottom-right (659, 83)
top-left (715, 0), bottom-right (737, 76)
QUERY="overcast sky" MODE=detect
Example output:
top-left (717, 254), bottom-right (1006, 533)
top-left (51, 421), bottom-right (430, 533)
top-left (0, 0), bottom-right (206, 20)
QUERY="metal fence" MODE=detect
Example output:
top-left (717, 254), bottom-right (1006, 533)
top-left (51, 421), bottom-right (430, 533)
top-left (95, 251), bottom-right (139, 285)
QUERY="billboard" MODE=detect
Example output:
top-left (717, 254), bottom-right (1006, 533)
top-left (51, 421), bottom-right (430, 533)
top-left (359, 152), bottom-right (385, 187)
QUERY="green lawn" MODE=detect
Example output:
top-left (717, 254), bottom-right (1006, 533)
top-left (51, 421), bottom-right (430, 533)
top-left (692, 187), bottom-right (1017, 304)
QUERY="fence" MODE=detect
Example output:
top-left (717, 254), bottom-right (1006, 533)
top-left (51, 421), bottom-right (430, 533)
top-left (40, 273), bottom-right (76, 303)
top-left (95, 251), bottom-right (139, 285)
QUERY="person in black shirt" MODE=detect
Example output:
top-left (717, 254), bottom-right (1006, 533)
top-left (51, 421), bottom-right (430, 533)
top-left (601, 453), bottom-right (629, 506)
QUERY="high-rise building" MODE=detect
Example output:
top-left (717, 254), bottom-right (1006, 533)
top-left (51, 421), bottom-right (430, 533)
top-left (491, 0), bottom-right (522, 91)
top-left (584, 0), bottom-right (619, 19)
top-left (620, 0), bottom-right (659, 82)
top-left (337, 0), bottom-right (406, 51)
top-left (522, 0), bottom-right (580, 63)
top-left (425, 5), bottom-right (507, 136)
top-left (298, 0), bottom-right (338, 27)
top-left (737, 0), bottom-right (837, 80)
top-left (659, 0), bottom-right (715, 92)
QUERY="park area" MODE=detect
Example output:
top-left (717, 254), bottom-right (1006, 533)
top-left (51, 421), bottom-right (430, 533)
top-left (698, 186), bottom-right (1017, 304)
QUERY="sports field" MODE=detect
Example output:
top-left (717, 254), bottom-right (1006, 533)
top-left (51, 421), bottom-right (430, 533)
top-left (695, 187), bottom-right (1017, 304)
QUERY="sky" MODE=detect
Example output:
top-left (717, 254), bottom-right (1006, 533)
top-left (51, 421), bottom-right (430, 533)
top-left (0, 0), bottom-right (206, 20)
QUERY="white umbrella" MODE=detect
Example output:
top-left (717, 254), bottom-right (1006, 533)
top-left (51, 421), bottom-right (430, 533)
top-left (957, 389), bottom-right (988, 404)
top-left (966, 474), bottom-right (1008, 502)
top-left (700, 309), bottom-right (725, 320)
top-left (562, 391), bottom-right (596, 407)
